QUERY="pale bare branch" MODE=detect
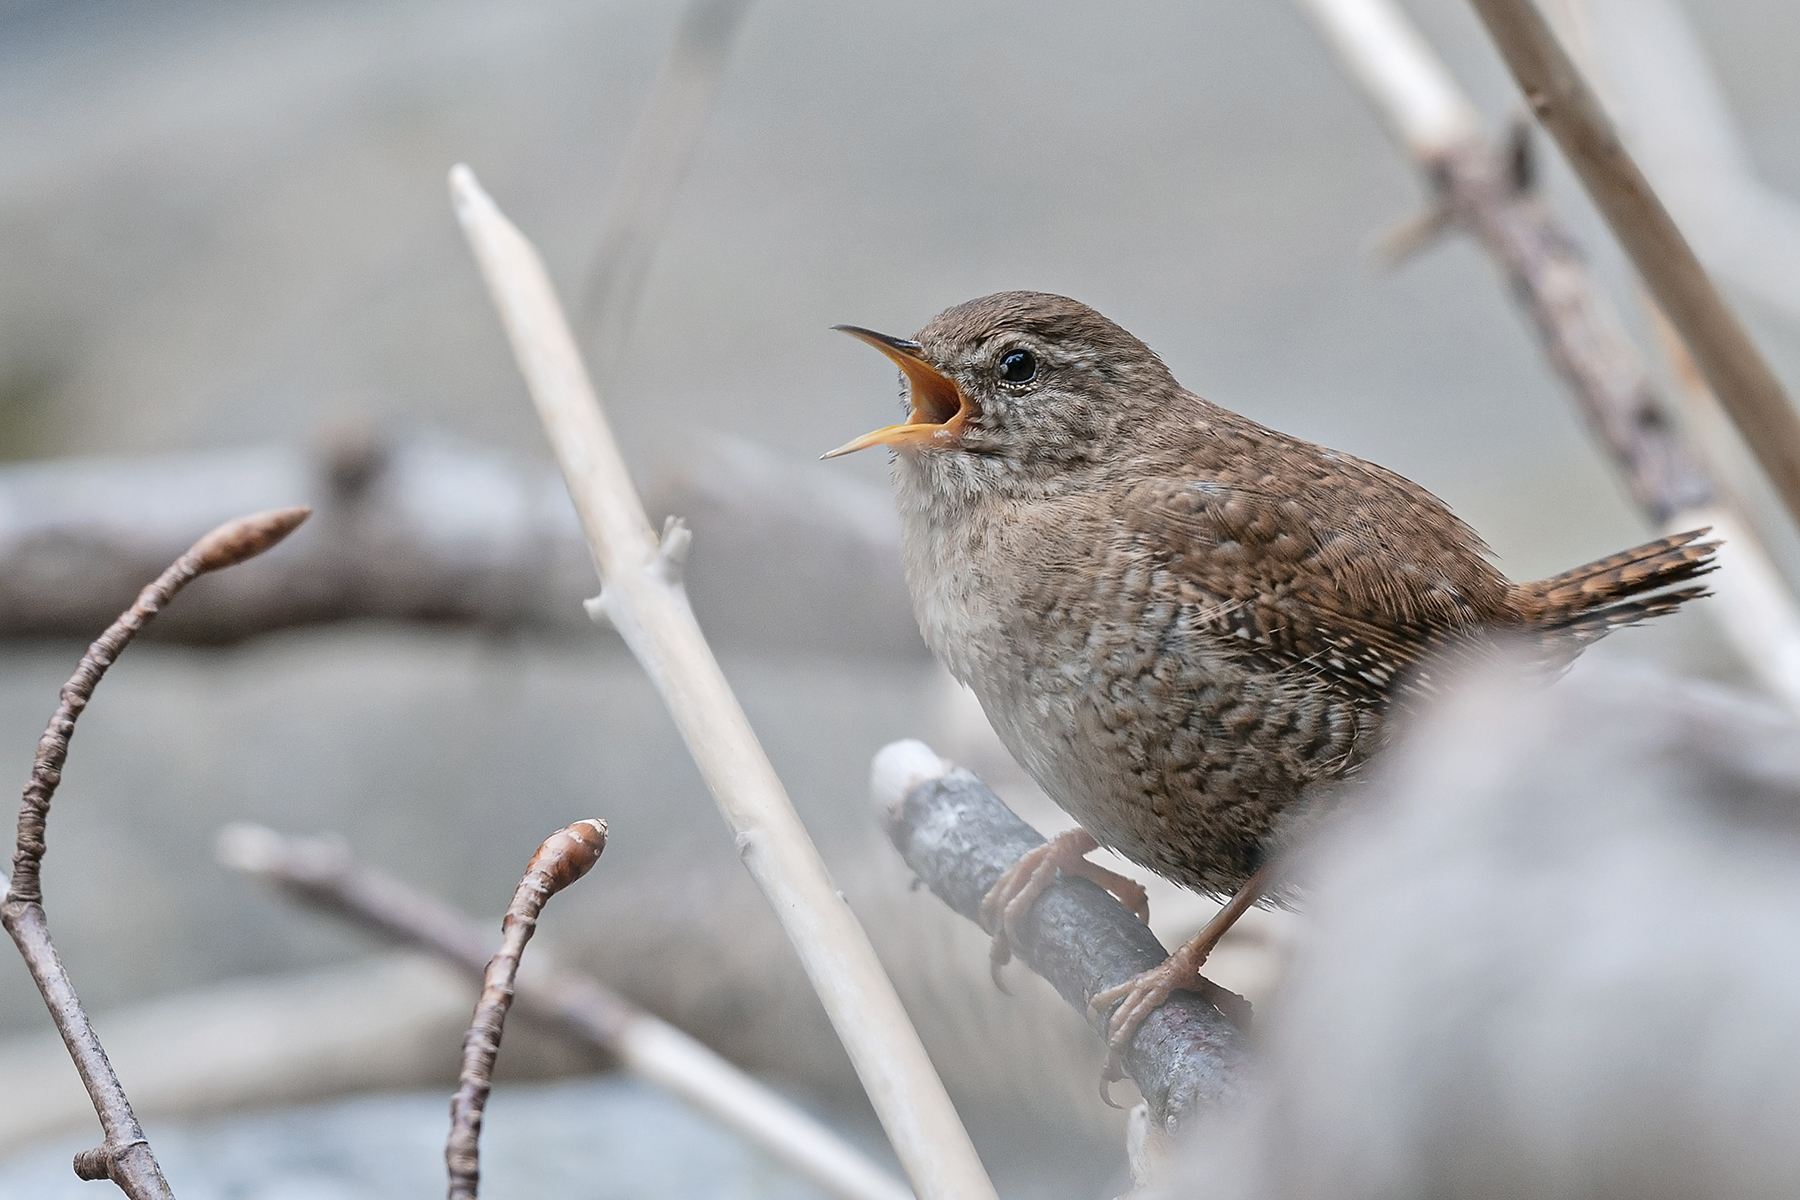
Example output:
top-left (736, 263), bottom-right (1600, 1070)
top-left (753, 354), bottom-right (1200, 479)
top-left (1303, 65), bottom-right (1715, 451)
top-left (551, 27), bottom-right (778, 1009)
top-left (449, 165), bottom-right (995, 1200)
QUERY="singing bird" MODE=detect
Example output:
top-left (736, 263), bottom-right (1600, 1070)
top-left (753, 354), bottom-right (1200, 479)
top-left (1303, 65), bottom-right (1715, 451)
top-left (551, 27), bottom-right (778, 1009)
top-left (826, 291), bottom-right (1714, 1073)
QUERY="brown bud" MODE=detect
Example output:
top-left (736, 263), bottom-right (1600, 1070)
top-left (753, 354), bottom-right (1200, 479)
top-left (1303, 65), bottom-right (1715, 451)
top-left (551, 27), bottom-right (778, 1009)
top-left (525, 818), bottom-right (608, 895)
top-left (187, 507), bottom-right (312, 573)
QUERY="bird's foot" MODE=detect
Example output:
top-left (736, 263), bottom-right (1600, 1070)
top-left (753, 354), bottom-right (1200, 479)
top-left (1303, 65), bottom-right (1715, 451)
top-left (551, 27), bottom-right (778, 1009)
top-left (981, 828), bottom-right (1149, 986)
top-left (1088, 866), bottom-right (1275, 1095)
top-left (1088, 931), bottom-right (1216, 1086)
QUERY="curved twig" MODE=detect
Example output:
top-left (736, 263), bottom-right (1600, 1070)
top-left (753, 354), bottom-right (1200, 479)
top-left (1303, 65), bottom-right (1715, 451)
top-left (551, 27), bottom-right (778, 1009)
top-left (218, 823), bottom-right (914, 1200)
top-left (1, 507), bottom-right (309, 1199)
top-left (446, 819), bottom-right (608, 1200)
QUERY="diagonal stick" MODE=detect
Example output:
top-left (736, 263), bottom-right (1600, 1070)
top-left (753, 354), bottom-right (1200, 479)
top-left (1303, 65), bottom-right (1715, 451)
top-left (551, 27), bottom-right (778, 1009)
top-left (449, 164), bottom-right (996, 1200)
top-left (1466, 0), bottom-right (1800, 528)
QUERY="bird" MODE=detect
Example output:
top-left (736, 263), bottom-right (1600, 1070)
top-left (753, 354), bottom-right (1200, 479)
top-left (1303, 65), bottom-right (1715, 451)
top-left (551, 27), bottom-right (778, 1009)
top-left (823, 291), bottom-right (1716, 1077)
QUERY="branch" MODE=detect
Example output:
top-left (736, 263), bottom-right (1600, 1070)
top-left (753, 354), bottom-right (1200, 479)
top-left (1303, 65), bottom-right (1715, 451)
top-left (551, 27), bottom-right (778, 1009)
top-left (1572, 0), bottom-right (1800, 333)
top-left (449, 165), bottom-right (993, 1200)
top-left (446, 819), bottom-right (607, 1200)
top-left (2, 506), bottom-right (309, 1199)
top-left (1294, 0), bottom-right (1800, 715)
top-left (581, 0), bottom-right (755, 386)
top-left (1466, 0), bottom-right (1800, 529)
top-left (217, 823), bottom-right (915, 1200)
top-left (870, 742), bottom-right (1249, 1136)
top-left (0, 433), bottom-right (918, 654)
top-left (1298, 0), bottom-right (1706, 522)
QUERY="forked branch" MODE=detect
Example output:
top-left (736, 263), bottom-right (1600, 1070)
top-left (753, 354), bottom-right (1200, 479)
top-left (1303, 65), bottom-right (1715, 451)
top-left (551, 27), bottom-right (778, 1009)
top-left (1, 507), bottom-right (309, 1199)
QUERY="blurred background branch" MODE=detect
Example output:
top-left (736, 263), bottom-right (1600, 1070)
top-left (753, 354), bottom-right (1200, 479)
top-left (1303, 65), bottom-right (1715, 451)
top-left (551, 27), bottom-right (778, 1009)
top-left (0, 428), bottom-right (921, 654)
top-left (580, 0), bottom-right (755, 390)
top-left (1466, 0), bottom-right (1800, 526)
top-left (219, 822), bottom-right (914, 1200)
top-left (1295, 0), bottom-right (1800, 714)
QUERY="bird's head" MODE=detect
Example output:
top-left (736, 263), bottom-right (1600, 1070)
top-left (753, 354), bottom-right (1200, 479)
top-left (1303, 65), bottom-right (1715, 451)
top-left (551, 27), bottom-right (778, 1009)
top-left (824, 291), bottom-right (1181, 494)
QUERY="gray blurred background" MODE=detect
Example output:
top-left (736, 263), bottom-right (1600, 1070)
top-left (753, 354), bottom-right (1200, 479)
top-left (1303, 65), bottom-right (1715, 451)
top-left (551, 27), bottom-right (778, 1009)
top-left (0, 0), bottom-right (1797, 1191)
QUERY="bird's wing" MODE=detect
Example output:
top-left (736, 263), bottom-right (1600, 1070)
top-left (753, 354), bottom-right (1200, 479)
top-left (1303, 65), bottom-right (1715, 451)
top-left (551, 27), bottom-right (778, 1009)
top-left (1118, 463), bottom-right (1512, 705)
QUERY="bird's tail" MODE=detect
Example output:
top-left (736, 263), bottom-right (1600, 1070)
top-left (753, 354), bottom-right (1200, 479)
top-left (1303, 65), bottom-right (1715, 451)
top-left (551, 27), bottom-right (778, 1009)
top-left (1513, 527), bottom-right (1718, 650)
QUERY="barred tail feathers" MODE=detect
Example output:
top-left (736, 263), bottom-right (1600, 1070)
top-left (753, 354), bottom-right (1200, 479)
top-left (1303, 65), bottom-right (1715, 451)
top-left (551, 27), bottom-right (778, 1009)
top-left (1513, 527), bottom-right (1718, 647)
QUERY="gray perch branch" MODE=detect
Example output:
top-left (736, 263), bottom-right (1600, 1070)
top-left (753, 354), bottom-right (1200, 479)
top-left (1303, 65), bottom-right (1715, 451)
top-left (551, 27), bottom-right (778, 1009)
top-left (870, 742), bottom-right (1249, 1137)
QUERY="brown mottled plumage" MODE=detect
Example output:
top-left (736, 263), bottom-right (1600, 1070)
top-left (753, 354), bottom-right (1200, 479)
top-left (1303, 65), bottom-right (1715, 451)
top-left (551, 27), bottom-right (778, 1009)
top-left (830, 291), bottom-right (1715, 1060)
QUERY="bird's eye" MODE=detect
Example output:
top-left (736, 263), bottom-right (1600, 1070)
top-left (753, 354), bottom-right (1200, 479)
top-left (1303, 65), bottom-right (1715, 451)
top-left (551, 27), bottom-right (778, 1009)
top-left (997, 349), bottom-right (1037, 384)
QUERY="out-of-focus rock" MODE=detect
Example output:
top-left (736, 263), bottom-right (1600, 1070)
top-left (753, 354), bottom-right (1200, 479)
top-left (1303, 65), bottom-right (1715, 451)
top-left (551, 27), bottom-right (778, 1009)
top-left (1164, 661), bottom-right (1800, 1199)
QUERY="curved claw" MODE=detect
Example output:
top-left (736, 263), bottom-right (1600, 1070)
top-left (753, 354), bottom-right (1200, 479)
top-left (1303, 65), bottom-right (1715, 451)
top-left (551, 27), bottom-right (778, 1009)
top-left (988, 934), bottom-right (1013, 994)
top-left (1098, 1050), bottom-right (1128, 1108)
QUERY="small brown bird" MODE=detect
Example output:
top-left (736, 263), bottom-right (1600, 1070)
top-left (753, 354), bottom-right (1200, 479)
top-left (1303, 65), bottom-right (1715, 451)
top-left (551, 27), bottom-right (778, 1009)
top-left (826, 291), bottom-right (1715, 1074)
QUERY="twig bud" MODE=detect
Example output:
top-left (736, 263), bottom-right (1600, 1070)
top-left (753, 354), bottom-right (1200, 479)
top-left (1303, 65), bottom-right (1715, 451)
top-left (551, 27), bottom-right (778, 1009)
top-left (525, 819), bottom-right (608, 895)
top-left (187, 506), bottom-right (312, 573)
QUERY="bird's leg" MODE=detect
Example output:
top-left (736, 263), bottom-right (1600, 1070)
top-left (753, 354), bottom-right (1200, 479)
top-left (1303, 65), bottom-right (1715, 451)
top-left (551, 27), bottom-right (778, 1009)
top-left (1088, 862), bottom-right (1273, 1082)
top-left (981, 828), bottom-right (1150, 983)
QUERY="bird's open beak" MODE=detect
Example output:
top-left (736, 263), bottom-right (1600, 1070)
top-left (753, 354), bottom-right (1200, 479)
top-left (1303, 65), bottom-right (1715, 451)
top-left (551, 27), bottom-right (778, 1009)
top-left (822, 325), bottom-right (977, 458)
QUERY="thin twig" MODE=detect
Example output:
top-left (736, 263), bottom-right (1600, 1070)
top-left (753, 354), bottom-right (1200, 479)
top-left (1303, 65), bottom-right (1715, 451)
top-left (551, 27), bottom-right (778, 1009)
top-left (449, 164), bottom-right (995, 1200)
top-left (869, 742), bottom-right (1249, 1134)
top-left (2, 507), bottom-right (309, 1200)
top-left (581, 0), bottom-right (754, 387)
top-left (446, 819), bottom-right (608, 1200)
top-left (1466, 0), bottom-right (1800, 529)
top-left (1294, 0), bottom-right (1800, 714)
top-left (217, 823), bottom-right (915, 1200)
